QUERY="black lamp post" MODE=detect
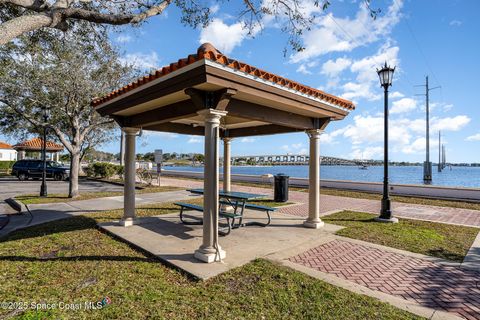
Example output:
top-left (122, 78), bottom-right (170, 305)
top-left (40, 106), bottom-right (50, 197)
top-left (375, 62), bottom-right (398, 223)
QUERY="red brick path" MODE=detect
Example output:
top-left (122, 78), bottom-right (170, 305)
top-left (289, 240), bottom-right (480, 320)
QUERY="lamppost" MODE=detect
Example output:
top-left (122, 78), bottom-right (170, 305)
top-left (375, 62), bottom-right (398, 223)
top-left (40, 106), bottom-right (50, 197)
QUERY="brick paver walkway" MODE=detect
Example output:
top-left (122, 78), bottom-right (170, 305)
top-left (289, 240), bottom-right (480, 320)
top-left (161, 177), bottom-right (480, 227)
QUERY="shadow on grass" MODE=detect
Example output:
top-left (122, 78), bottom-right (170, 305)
top-left (0, 255), bottom-right (152, 262)
top-left (1, 215), bottom-right (96, 243)
top-left (323, 218), bottom-right (378, 223)
top-left (427, 249), bottom-right (465, 262)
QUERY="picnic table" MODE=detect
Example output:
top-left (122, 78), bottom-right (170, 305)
top-left (174, 188), bottom-right (277, 234)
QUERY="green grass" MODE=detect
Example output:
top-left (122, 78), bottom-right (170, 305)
top-left (322, 211), bottom-right (479, 262)
top-left (318, 188), bottom-right (480, 211)
top-left (0, 210), bottom-right (422, 319)
top-left (15, 186), bottom-right (183, 205)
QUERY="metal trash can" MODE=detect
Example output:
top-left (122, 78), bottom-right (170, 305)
top-left (274, 173), bottom-right (289, 202)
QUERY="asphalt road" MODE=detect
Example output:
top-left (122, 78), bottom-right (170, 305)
top-left (0, 177), bottom-right (123, 214)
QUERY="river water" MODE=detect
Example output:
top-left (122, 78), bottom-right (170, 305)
top-left (163, 165), bottom-right (480, 188)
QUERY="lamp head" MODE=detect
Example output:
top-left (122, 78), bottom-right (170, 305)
top-left (377, 62), bottom-right (395, 87)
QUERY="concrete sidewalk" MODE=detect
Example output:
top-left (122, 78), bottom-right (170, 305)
top-left (0, 190), bottom-right (194, 239)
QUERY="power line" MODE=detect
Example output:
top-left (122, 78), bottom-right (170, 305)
top-left (392, 0), bottom-right (441, 87)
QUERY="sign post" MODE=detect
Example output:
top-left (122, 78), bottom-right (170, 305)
top-left (154, 149), bottom-right (163, 186)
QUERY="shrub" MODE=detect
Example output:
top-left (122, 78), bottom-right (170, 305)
top-left (116, 165), bottom-right (124, 178)
top-left (85, 162), bottom-right (118, 179)
top-left (0, 161), bottom-right (15, 169)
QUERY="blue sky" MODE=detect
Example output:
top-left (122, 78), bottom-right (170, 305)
top-left (3, 0), bottom-right (480, 162)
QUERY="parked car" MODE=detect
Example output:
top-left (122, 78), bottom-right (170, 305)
top-left (11, 160), bottom-right (70, 181)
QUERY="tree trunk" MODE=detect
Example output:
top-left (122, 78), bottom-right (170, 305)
top-left (69, 151), bottom-right (81, 198)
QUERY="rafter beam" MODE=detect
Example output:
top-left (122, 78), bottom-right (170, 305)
top-left (223, 124), bottom-right (302, 137)
top-left (125, 99), bottom-right (201, 128)
top-left (143, 122), bottom-right (204, 136)
top-left (226, 99), bottom-right (315, 129)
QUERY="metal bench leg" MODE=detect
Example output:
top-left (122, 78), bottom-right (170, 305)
top-left (242, 210), bottom-right (272, 227)
top-left (179, 207), bottom-right (203, 225)
top-left (219, 217), bottom-right (231, 236)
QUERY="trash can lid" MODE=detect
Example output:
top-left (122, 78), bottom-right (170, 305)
top-left (275, 173), bottom-right (289, 177)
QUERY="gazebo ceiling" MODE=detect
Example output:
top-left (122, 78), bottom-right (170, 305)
top-left (93, 43), bottom-right (355, 137)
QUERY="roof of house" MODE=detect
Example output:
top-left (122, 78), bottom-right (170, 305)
top-left (91, 43), bottom-right (355, 111)
top-left (13, 138), bottom-right (64, 151)
top-left (0, 141), bottom-right (13, 149)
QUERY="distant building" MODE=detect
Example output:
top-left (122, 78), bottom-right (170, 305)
top-left (13, 138), bottom-right (63, 161)
top-left (0, 141), bottom-right (17, 161)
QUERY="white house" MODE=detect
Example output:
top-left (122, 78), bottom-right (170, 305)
top-left (0, 141), bottom-right (17, 161)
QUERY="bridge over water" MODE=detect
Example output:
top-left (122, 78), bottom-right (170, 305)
top-left (229, 154), bottom-right (364, 166)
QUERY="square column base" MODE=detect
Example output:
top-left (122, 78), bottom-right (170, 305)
top-left (374, 217), bottom-right (399, 223)
top-left (119, 218), bottom-right (136, 227)
top-left (194, 248), bottom-right (226, 263)
top-left (303, 220), bottom-right (325, 229)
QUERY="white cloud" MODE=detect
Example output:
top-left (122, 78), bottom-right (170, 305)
top-left (296, 64), bottom-right (312, 75)
top-left (144, 131), bottom-right (178, 139)
top-left (320, 128), bottom-right (345, 144)
top-left (187, 136), bottom-right (203, 144)
top-left (336, 114), bottom-right (470, 157)
top-left (449, 20), bottom-right (462, 27)
top-left (281, 143), bottom-right (304, 152)
top-left (320, 57), bottom-right (352, 77)
top-left (341, 44), bottom-right (400, 102)
top-left (390, 91), bottom-right (405, 99)
top-left (120, 52), bottom-right (160, 71)
top-left (240, 137), bottom-right (256, 143)
top-left (290, 0), bottom-right (403, 63)
top-left (431, 115), bottom-right (470, 132)
top-left (350, 146), bottom-right (384, 160)
top-left (116, 35), bottom-right (132, 43)
top-left (199, 18), bottom-right (257, 54)
top-left (391, 98), bottom-right (417, 114)
top-left (466, 133), bottom-right (480, 142)
top-left (291, 143), bottom-right (303, 149)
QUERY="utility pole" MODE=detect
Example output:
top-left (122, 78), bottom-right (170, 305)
top-left (416, 76), bottom-right (440, 183)
top-left (438, 131), bottom-right (442, 172)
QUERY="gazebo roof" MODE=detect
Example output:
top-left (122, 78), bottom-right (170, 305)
top-left (0, 141), bottom-right (13, 149)
top-left (93, 43), bottom-right (355, 137)
top-left (14, 138), bottom-right (64, 152)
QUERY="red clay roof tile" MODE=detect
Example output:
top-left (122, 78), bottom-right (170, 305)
top-left (92, 43), bottom-right (355, 111)
top-left (14, 138), bottom-right (63, 151)
top-left (0, 141), bottom-right (13, 149)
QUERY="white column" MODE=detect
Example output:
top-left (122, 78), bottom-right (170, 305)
top-left (120, 127), bottom-right (139, 227)
top-left (194, 109), bottom-right (227, 263)
top-left (222, 137), bottom-right (232, 192)
top-left (304, 129), bottom-right (324, 229)
top-left (56, 152), bottom-right (60, 162)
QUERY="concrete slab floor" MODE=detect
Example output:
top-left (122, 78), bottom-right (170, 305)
top-left (99, 210), bottom-right (342, 280)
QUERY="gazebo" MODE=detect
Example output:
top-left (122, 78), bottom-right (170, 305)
top-left (93, 43), bottom-right (354, 263)
top-left (14, 138), bottom-right (63, 161)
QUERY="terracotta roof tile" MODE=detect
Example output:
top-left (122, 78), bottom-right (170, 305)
top-left (0, 141), bottom-right (13, 149)
top-left (92, 43), bottom-right (355, 111)
top-left (14, 138), bottom-right (63, 151)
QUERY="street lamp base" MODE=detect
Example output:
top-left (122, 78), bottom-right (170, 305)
top-left (40, 184), bottom-right (48, 197)
top-left (374, 217), bottom-right (399, 223)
